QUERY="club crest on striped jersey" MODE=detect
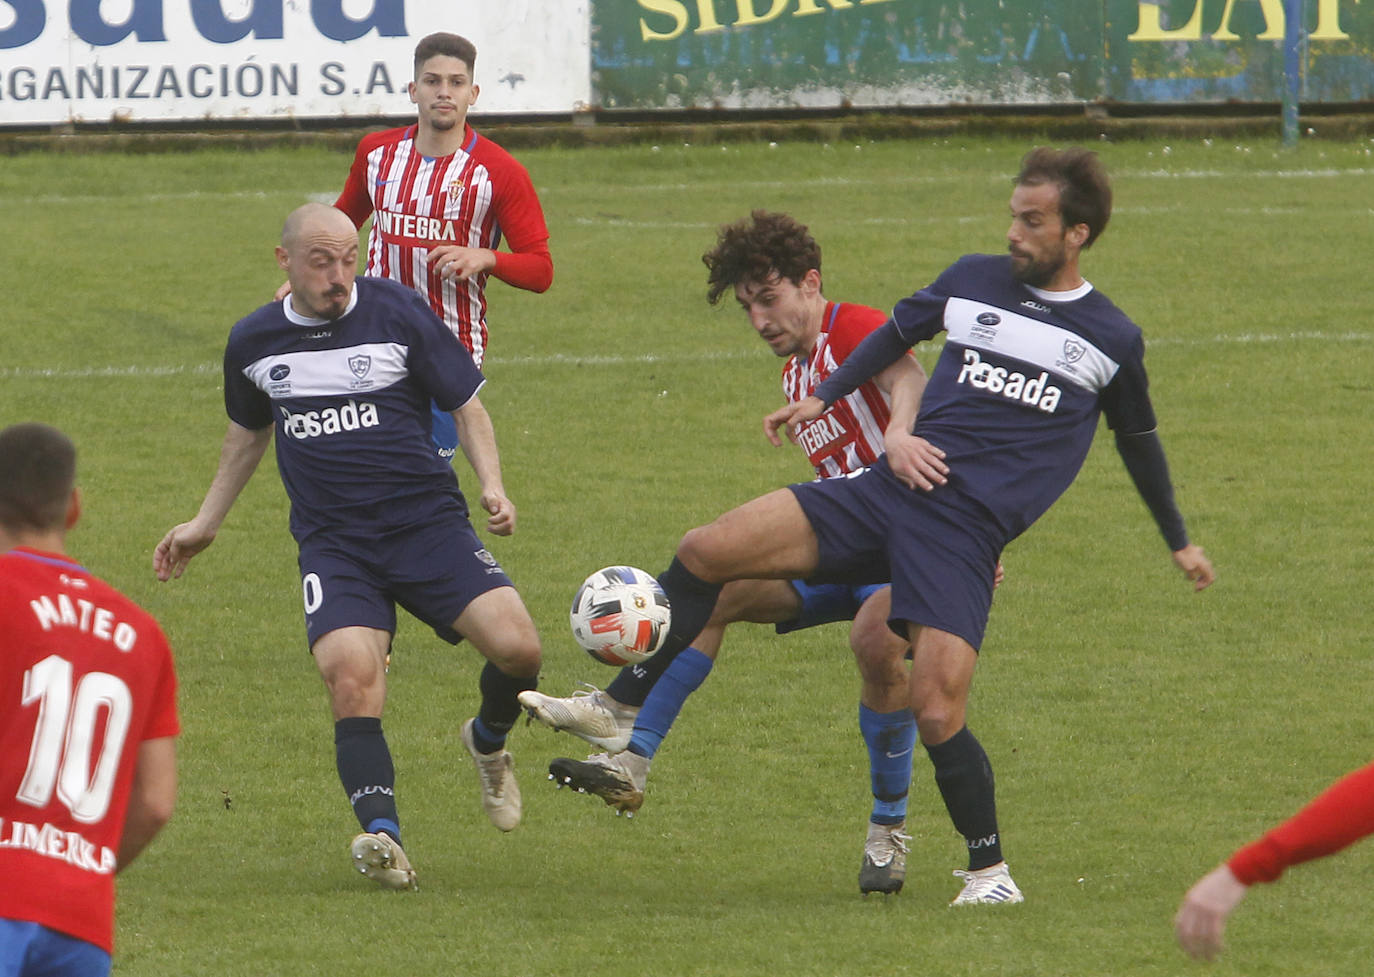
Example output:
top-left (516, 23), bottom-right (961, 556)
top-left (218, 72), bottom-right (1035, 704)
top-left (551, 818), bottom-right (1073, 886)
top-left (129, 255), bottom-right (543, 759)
top-left (1061, 339), bottom-right (1086, 364)
top-left (348, 354), bottom-right (372, 379)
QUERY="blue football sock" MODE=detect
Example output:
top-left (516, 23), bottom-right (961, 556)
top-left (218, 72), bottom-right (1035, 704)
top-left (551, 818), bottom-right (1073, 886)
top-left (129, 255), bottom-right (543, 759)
top-left (859, 703), bottom-right (917, 825)
top-left (366, 818), bottom-right (401, 844)
top-left (627, 647), bottom-right (714, 759)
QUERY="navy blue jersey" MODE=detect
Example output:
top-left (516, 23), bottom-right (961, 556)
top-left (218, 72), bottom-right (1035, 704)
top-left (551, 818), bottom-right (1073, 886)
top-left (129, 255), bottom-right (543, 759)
top-left (223, 277), bottom-right (484, 541)
top-left (893, 254), bottom-right (1156, 541)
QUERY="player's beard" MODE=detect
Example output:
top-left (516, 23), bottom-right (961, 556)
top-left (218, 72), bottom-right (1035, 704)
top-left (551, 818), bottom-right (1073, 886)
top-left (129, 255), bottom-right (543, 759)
top-left (1009, 242), bottom-right (1066, 288)
top-left (427, 106), bottom-right (459, 132)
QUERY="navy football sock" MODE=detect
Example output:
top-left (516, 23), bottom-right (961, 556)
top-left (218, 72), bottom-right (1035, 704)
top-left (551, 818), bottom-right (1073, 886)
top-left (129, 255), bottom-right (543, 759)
top-left (924, 725), bottom-right (1003, 870)
top-left (472, 662), bottom-right (537, 753)
top-left (627, 647), bottom-right (714, 759)
top-left (335, 716), bottom-right (401, 845)
top-left (860, 703), bottom-right (917, 825)
top-left (608, 557), bottom-right (721, 706)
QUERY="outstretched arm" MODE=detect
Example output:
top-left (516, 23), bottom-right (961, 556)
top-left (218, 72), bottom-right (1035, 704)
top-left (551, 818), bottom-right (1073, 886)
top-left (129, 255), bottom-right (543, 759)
top-left (1114, 429), bottom-right (1215, 591)
top-left (452, 395), bottom-right (516, 536)
top-left (1177, 760), bottom-right (1374, 958)
top-left (154, 421), bottom-right (272, 580)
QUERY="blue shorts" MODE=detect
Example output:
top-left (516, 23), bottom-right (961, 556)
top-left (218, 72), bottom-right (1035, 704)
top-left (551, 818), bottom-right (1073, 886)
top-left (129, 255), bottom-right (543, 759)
top-left (775, 581), bottom-right (887, 635)
top-left (0, 919), bottom-right (110, 977)
top-left (788, 459), bottom-right (1002, 651)
top-left (297, 516), bottom-right (513, 649)
top-left (430, 400), bottom-right (459, 460)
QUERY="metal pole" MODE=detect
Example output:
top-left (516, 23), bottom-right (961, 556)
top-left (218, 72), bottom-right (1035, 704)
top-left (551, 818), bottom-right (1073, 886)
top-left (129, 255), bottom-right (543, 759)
top-left (1282, 0), bottom-right (1303, 148)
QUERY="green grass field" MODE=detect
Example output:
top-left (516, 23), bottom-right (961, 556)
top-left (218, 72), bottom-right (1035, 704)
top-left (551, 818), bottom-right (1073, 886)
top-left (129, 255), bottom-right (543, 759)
top-left (2, 134), bottom-right (1373, 976)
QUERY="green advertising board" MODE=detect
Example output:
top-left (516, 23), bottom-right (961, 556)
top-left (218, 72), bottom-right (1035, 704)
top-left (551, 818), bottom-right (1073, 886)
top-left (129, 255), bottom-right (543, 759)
top-left (591, 0), bottom-right (1373, 107)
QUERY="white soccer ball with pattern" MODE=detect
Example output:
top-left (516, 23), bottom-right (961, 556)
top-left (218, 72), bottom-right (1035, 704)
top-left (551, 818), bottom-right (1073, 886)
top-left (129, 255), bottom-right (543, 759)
top-left (569, 565), bottom-right (672, 666)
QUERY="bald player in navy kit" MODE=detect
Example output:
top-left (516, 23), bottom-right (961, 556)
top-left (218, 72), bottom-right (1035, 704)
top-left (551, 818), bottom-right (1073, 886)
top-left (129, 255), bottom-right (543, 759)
top-left (611, 147), bottom-right (1215, 905)
top-left (155, 203), bottom-right (541, 891)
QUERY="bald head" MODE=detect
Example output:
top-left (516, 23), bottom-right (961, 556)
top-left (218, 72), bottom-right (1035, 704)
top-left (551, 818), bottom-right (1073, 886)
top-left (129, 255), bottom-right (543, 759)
top-left (282, 202), bottom-right (357, 252)
top-left (276, 204), bottom-right (359, 321)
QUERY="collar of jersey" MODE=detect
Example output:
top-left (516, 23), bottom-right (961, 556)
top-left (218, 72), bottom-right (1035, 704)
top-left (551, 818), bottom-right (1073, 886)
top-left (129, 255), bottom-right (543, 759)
top-left (281, 284), bottom-right (359, 326)
top-left (7, 546), bottom-right (85, 573)
top-left (1026, 279), bottom-right (1094, 303)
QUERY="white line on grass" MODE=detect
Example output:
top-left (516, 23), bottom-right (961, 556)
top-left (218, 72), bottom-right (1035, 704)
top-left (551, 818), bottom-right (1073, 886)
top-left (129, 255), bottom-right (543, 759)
top-left (3, 331), bottom-right (1369, 382)
top-left (6, 167), bottom-right (1372, 206)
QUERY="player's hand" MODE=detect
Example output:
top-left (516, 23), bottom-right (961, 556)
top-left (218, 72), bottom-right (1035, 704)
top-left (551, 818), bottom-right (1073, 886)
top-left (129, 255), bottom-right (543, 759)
top-left (1175, 864), bottom-right (1249, 960)
top-left (993, 560), bottom-right (1005, 589)
top-left (1172, 543), bottom-right (1215, 591)
top-left (764, 396), bottom-right (826, 447)
top-left (153, 522), bottom-right (216, 581)
top-left (884, 432), bottom-right (948, 491)
top-left (274, 279), bottom-right (293, 301)
top-left (428, 245), bottom-right (496, 282)
top-left (481, 492), bottom-right (516, 536)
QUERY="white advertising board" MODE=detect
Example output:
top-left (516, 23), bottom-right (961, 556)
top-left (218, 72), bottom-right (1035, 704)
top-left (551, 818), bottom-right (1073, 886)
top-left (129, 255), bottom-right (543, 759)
top-left (0, 0), bottom-right (591, 125)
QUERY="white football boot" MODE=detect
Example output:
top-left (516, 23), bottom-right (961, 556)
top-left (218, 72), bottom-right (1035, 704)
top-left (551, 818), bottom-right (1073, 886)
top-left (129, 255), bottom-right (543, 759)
top-left (518, 685), bottom-right (639, 753)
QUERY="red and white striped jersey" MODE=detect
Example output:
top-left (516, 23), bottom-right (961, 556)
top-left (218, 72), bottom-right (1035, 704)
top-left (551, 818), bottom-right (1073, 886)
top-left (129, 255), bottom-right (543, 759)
top-left (335, 123), bottom-right (552, 367)
top-left (781, 301), bottom-right (896, 478)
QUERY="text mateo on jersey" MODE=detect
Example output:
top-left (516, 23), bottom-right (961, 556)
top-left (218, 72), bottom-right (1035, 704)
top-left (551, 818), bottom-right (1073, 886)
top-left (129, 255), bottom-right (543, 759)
top-left (28, 593), bottom-right (138, 651)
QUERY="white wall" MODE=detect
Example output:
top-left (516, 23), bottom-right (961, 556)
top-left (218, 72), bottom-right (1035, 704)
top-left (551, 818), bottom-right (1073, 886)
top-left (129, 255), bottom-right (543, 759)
top-left (0, 0), bottom-right (591, 125)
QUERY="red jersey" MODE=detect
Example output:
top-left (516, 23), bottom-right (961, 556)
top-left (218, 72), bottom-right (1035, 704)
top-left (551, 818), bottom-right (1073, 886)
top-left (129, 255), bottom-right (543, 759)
top-left (0, 548), bottom-right (179, 953)
top-left (781, 301), bottom-right (897, 478)
top-left (335, 123), bottom-right (552, 367)
top-left (1228, 760), bottom-right (1374, 885)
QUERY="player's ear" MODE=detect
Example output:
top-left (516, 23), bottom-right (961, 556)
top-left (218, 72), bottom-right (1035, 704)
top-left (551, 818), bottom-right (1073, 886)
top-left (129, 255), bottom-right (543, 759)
top-left (275, 246), bottom-right (290, 272)
top-left (407, 80), bottom-right (418, 105)
top-left (469, 83), bottom-right (480, 106)
top-left (801, 267), bottom-right (822, 295)
top-left (64, 487), bottom-right (81, 531)
top-left (1066, 222), bottom-right (1090, 249)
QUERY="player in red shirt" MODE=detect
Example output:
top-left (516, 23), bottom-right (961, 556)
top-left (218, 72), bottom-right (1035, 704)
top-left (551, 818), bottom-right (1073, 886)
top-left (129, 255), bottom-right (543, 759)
top-left (334, 31), bottom-right (552, 458)
top-left (1176, 760), bottom-right (1374, 959)
top-left (519, 211), bottom-right (933, 894)
top-left (0, 423), bottom-right (178, 977)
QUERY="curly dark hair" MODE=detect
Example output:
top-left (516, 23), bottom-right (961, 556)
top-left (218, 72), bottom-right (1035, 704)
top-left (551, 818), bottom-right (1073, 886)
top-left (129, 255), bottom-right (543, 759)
top-left (702, 210), bottom-right (822, 305)
top-left (1014, 147), bottom-right (1112, 248)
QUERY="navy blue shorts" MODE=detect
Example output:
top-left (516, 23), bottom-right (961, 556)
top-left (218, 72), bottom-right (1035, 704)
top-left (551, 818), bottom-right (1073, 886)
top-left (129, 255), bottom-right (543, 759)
top-left (788, 460), bottom-right (1002, 651)
top-left (775, 581), bottom-right (887, 635)
top-left (297, 516), bottom-right (513, 649)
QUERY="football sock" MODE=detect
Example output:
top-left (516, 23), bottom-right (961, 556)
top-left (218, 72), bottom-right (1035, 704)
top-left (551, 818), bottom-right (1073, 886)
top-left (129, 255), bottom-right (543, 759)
top-left (860, 703), bottom-right (917, 826)
top-left (924, 725), bottom-right (1003, 870)
top-left (606, 558), bottom-right (721, 707)
top-left (627, 647), bottom-right (714, 759)
top-left (472, 662), bottom-right (537, 754)
top-left (335, 716), bottom-right (401, 845)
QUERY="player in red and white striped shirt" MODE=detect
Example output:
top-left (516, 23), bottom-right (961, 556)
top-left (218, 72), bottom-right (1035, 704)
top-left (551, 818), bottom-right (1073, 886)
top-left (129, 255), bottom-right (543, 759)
top-left (333, 32), bottom-right (552, 456)
top-left (521, 212), bottom-right (936, 894)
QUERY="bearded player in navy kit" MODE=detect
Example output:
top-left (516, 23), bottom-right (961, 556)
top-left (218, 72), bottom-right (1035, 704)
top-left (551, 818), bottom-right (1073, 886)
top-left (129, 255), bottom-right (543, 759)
top-left (154, 203), bottom-right (541, 891)
top-left (621, 147), bottom-right (1215, 906)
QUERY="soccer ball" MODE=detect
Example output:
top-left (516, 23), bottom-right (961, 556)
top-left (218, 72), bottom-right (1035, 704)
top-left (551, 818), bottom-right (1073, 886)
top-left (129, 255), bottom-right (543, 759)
top-left (569, 565), bottom-right (672, 666)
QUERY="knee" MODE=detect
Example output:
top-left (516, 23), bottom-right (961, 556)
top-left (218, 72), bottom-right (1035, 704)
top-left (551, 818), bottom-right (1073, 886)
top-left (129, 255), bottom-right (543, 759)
top-left (321, 661), bottom-right (383, 715)
top-left (850, 623), bottom-right (905, 682)
top-left (676, 525), bottom-right (724, 580)
top-left (485, 623), bottom-right (541, 678)
top-left (911, 690), bottom-right (965, 744)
